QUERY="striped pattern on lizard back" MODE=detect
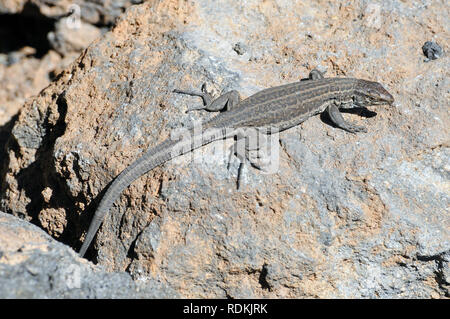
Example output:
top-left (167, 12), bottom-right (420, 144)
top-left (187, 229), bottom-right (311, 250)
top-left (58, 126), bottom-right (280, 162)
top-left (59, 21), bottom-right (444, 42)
top-left (78, 74), bottom-right (394, 257)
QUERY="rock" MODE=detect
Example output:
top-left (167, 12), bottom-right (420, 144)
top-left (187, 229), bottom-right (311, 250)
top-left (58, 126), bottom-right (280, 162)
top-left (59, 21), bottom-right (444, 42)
top-left (0, 211), bottom-right (177, 298)
top-left (0, 0), bottom-right (143, 26)
top-left (0, 0), bottom-right (143, 127)
top-left (0, 50), bottom-right (63, 126)
top-left (0, 1), bottom-right (448, 298)
top-left (422, 41), bottom-right (443, 61)
top-left (47, 17), bottom-right (102, 56)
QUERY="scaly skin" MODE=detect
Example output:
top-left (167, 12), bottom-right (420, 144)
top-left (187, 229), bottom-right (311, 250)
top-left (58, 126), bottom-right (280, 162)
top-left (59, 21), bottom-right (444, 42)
top-left (79, 71), bottom-right (394, 257)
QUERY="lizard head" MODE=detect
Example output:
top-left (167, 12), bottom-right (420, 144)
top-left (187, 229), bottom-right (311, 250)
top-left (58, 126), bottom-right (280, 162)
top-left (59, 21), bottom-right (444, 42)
top-left (353, 80), bottom-right (394, 107)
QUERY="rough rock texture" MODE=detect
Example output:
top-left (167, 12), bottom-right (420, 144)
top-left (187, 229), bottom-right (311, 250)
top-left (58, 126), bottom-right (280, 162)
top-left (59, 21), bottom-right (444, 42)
top-left (0, 49), bottom-right (60, 127)
top-left (0, 0), bottom-right (140, 126)
top-left (0, 1), bottom-right (449, 298)
top-left (0, 0), bottom-right (144, 25)
top-left (0, 212), bottom-right (177, 298)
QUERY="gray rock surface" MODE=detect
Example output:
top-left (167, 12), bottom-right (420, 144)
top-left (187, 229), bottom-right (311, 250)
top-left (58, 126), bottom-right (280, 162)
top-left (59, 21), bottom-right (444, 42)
top-left (0, 1), bottom-right (449, 298)
top-left (0, 211), bottom-right (177, 298)
top-left (0, 1), bottom-right (145, 127)
top-left (0, 0), bottom-right (125, 129)
top-left (0, 0), bottom-right (143, 25)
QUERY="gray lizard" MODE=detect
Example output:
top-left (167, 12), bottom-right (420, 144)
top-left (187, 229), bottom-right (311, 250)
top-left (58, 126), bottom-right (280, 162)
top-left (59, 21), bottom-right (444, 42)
top-left (79, 69), bottom-right (394, 257)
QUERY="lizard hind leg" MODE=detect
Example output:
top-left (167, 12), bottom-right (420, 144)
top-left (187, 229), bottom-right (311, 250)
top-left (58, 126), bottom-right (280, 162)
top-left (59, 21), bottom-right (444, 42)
top-left (227, 128), bottom-right (274, 189)
top-left (173, 83), bottom-right (241, 112)
top-left (226, 130), bottom-right (246, 189)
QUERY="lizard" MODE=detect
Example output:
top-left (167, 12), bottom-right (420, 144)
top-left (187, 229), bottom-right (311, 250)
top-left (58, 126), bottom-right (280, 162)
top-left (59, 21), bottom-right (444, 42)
top-left (78, 69), bottom-right (394, 257)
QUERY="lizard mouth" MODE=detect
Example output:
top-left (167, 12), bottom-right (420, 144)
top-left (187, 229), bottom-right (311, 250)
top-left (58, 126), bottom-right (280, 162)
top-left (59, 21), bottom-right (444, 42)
top-left (383, 91), bottom-right (395, 105)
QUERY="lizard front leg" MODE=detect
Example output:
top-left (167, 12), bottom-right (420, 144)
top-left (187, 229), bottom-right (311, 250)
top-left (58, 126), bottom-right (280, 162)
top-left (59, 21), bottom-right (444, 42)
top-left (308, 68), bottom-right (326, 80)
top-left (308, 69), bottom-right (367, 133)
top-left (326, 104), bottom-right (368, 133)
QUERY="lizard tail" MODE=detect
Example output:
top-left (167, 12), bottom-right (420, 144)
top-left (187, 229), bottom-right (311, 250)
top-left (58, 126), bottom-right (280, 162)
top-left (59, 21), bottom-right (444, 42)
top-left (78, 127), bottom-right (228, 257)
top-left (78, 138), bottom-right (176, 257)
